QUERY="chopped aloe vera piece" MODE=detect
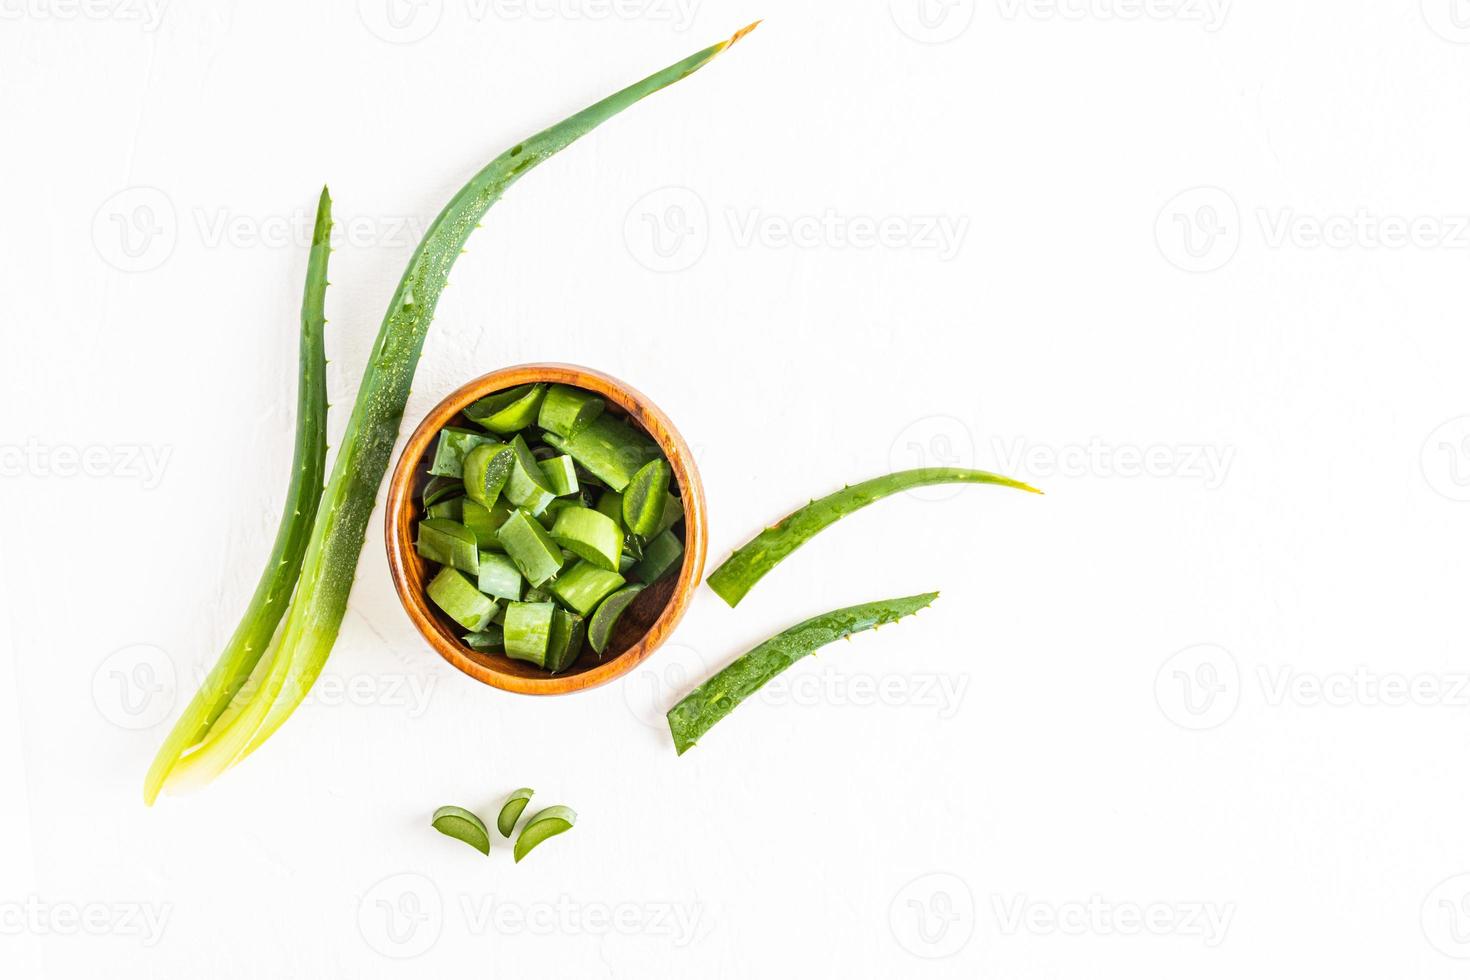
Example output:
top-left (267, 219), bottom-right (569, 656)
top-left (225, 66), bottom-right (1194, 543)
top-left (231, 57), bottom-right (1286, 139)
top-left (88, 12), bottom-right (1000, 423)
top-left (462, 625), bottom-right (504, 651)
top-left (503, 601), bottom-right (555, 665)
top-left (542, 415), bottom-right (659, 491)
top-left (476, 553), bottom-right (523, 601)
top-left (545, 607), bottom-right (586, 674)
top-left (618, 552), bottom-right (638, 574)
top-left (588, 584), bottom-right (645, 655)
top-left (417, 518), bottom-right (479, 574)
top-left (633, 529), bottom-right (682, 584)
top-left (622, 458), bottom-right (670, 536)
top-left (550, 506), bottom-right (623, 571)
top-left (465, 383), bottom-right (547, 435)
top-left (430, 426), bottom-right (498, 478)
top-left (431, 804), bottom-right (491, 856)
top-left (595, 489), bottom-right (623, 526)
top-left (513, 805), bottom-right (576, 863)
top-left (550, 560), bottom-right (625, 616)
top-left (539, 455), bottom-right (579, 497)
top-left (462, 498), bottom-right (512, 551)
top-left (653, 492), bottom-right (684, 535)
top-left (427, 568), bottom-right (496, 631)
top-left (426, 497), bottom-right (463, 521)
top-left (497, 508), bottom-right (564, 587)
top-left (462, 441), bottom-right (514, 507)
top-left (423, 475), bottom-right (464, 507)
top-left (504, 435), bottom-right (557, 514)
top-left (537, 384), bottom-right (606, 439)
top-left (497, 787), bottom-right (534, 837)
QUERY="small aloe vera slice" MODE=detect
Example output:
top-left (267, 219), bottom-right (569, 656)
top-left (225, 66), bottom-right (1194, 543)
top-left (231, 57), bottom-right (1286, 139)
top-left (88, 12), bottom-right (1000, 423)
top-left (504, 601), bottom-right (556, 665)
top-left (550, 506), bottom-right (623, 571)
top-left (504, 435), bottom-right (557, 514)
top-left (588, 584), bottom-right (645, 655)
top-left (417, 518), bottom-right (479, 574)
top-left (497, 508), bottom-right (564, 586)
top-left (463, 441), bottom-right (514, 506)
top-left (551, 560), bottom-right (626, 616)
top-left (431, 805), bottom-right (492, 856)
top-left (466, 383), bottom-right (547, 434)
top-left (513, 805), bottom-right (577, 863)
top-left (422, 475), bottom-right (464, 507)
top-left (476, 552), bottom-right (523, 601)
top-left (633, 529), bottom-right (683, 584)
top-left (667, 592), bottom-right (939, 754)
top-left (539, 455), bottom-right (579, 497)
top-left (653, 492), bottom-right (684, 536)
top-left (705, 468), bottom-right (1041, 608)
top-left (463, 626), bottom-right (503, 651)
top-left (545, 607), bottom-right (586, 674)
top-left (497, 788), bottom-right (534, 837)
top-left (428, 568), bottom-right (497, 631)
top-left (622, 458), bottom-right (670, 536)
top-left (537, 384), bottom-right (605, 439)
top-left (430, 427), bottom-right (498, 478)
top-left (463, 498), bottom-right (512, 551)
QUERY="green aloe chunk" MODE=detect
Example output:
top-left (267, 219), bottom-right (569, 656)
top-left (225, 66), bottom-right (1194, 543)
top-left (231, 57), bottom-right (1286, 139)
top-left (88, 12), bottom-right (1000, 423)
top-left (539, 455), bottom-right (579, 497)
top-left (504, 601), bottom-right (555, 665)
top-left (706, 468), bottom-right (1040, 607)
top-left (463, 498), bottom-right (512, 551)
top-left (588, 584), bottom-right (645, 655)
top-left (595, 489), bottom-right (623, 527)
top-left (497, 508), bottom-right (564, 586)
top-left (504, 435), bottom-right (557, 514)
top-left (542, 415), bottom-right (660, 491)
top-left (497, 787), bottom-right (534, 837)
top-left (417, 518), bottom-right (479, 574)
top-left (633, 529), bottom-right (682, 584)
top-left (431, 805), bottom-right (491, 856)
top-left (426, 497), bottom-right (463, 521)
top-left (653, 492), bottom-right (684, 535)
top-left (622, 458), bottom-right (670, 537)
top-left (462, 441), bottom-right (514, 507)
top-left (550, 560), bottom-right (625, 616)
top-left (430, 426), bottom-right (498, 478)
top-left (476, 552), bottom-right (523, 601)
top-left (550, 506), bottom-right (623, 571)
top-left (545, 607), bottom-right (586, 674)
top-left (466, 383), bottom-right (546, 434)
top-left (667, 592), bottom-right (939, 754)
top-left (462, 625), bottom-right (503, 651)
top-left (537, 384), bottom-right (605, 439)
top-left (617, 552), bottom-right (638, 575)
top-left (427, 568), bottom-right (497, 631)
top-left (423, 475), bottom-right (464, 507)
top-left (513, 805), bottom-right (576, 863)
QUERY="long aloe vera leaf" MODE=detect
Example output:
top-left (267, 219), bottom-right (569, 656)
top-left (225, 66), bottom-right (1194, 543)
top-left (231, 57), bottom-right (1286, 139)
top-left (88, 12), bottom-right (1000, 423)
top-left (705, 468), bottom-right (1041, 608)
top-left (142, 188), bottom-right (333, 804)
top-left (666, 592), bottom-right (940, 754)
top-left (167, 24), bottom-right (760, 790)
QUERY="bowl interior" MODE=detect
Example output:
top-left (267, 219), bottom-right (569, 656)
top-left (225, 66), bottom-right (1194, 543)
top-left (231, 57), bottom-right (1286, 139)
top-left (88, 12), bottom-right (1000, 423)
top-left (386, 364), bottom-right (706, 695)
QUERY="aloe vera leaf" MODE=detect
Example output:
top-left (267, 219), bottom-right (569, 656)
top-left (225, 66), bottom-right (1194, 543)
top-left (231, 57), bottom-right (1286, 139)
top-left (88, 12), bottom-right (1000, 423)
top-left (431, 805), bottom-right (492, 856)
top-left (162, 26), bottom-right (759, 790)
top-left (705, 468), bottom-right (1040, 608)
top-left (588, 583), bottom-right (645, 655)
top-left (141, 187), bottom-right (333, 805)
top-left (666, 592), bottom-right (939, 755)
top-left (513, 805), bottom-right (577, 862)
top-left (497, 788), bottom-right (534, 837)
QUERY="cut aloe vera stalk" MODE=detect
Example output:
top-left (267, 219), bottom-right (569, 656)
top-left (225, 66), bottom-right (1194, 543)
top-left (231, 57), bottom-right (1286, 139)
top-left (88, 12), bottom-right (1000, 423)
top-left (463, 626), bottom-right (504, 651)
top-left (476, 552), bottom-right (523, 600)
top-left (545, 607), bottom-right (586, 673)
top-left (538, 384), bottom-right (605, 439)
top-left (504, 600), bottom-right (556, 665)
top-left (622, 458), bottom-right (670, 536)
top-left (497, 787), bottom-right (534, 837)
top-left (504, 435), bottom-right (557, 514)
top-left (588, 584), bottom-right (645, 655)
top-left (423, 475), bottom-right (464, 507)
top-left (426, 497), bottom-right (464, 521)
top-left (551, 560), bottom-right (625, 616)
top-left (430, 427), bottom-right (498, 478)
top-left (497, 508), bottom-right (564, 586)
top-left (542, 415), bottom-right (660, 491)
top-left (514, 805), bottom-right (576, 863)
top-left (633, 528), bottom-right (682, 584)
top-left (466, 383), bottom-right (546, 434)
top-left (539, 455), bottom-right (579, 497)
top-left (427, 568), bottom-right (496, 631)
top-left (417, 519), bottom-right (479, 574)
top-left (431, 804), bottom-right (491, 856)
top-left (550, 506), bottom-right (623, 571)
top-left (462, 441), bottom-right (514, 507)
top-left (462, 498), bottom-right (512, 551)
top-left (595, 490), bottom-right (623, 526)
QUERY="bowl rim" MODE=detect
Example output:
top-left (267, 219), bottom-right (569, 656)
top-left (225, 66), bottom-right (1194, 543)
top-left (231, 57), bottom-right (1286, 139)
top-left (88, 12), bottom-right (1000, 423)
top-left (384, 363), bottom-right (707, 695)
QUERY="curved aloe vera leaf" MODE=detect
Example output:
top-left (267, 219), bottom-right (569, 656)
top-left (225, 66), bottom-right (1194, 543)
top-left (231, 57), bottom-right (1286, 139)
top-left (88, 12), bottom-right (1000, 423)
top-left (167, 24), bottom-right (760, 790)
top-left (141, 188), bottom-right (333, 805)
top-left (431, 805), bottom-right (492, 856)
top-left (497, 787), bottom-right (534, 837)
top-left (666, 592), bottom-right (939, 754)
top-left (705, 468), bottom-right (1041, 608)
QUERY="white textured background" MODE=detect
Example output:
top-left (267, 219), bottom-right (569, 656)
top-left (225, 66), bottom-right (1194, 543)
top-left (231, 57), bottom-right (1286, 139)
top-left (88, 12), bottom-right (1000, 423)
top-left (3, 1), bottom-right (1470, 977)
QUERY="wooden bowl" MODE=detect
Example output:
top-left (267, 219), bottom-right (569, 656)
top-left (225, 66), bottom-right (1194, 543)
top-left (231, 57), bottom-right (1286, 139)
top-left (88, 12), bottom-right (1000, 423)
top-left (385, 364), bottom-right (707, 695)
